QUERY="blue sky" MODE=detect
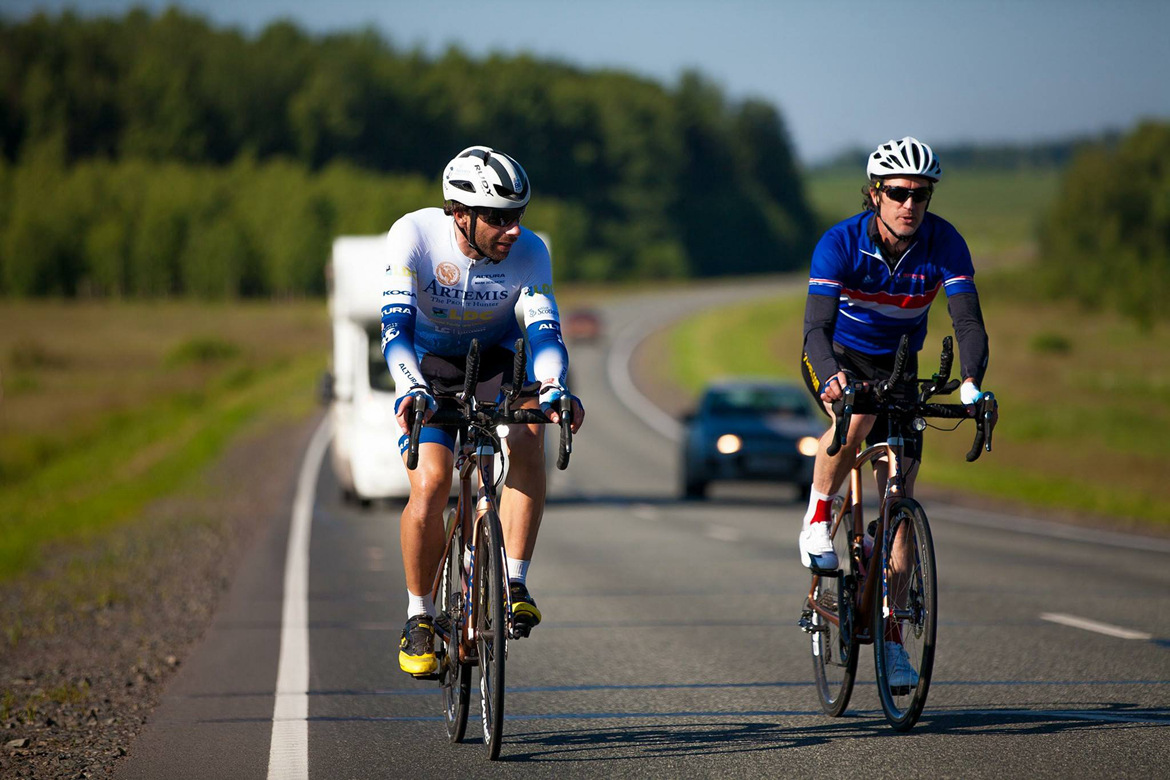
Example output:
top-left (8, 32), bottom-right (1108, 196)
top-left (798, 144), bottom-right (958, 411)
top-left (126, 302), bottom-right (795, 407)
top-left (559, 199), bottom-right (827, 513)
top-left (7, 0), bottom-right (1169, 164)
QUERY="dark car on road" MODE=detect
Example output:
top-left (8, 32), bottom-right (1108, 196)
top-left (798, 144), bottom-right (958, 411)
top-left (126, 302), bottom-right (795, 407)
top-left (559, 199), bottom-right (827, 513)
top-left (680, 379), bottom-right (823, 500)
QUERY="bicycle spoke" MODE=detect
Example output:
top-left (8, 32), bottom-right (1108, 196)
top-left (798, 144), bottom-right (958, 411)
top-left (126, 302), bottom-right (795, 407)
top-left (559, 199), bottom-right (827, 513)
top-left (873, 498), bottom-right (936, 731)
top-left (475, 512), bottom-right (506, 760)
top-left (809, 503), bottom-right (858, 716)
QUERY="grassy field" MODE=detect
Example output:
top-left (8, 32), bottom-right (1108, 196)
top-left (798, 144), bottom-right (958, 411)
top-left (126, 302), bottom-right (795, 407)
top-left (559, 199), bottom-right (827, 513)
top-left (806, 166), bottom-right (1062, 260)
top-left (0, 301), bottom-right (329, 581)
top-left (666, 167), bottom-right (1170, 530)
top-left (667, 287), bottom-right (1170, 528)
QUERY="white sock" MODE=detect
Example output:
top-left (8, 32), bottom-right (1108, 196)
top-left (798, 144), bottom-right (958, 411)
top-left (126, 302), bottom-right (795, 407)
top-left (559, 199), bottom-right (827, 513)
top-left (407, 590), bottom-right (435, 620)
top-left (802, 489), bottom-right (833, 528)
top-left (507, 558), bottom-right (530, 584)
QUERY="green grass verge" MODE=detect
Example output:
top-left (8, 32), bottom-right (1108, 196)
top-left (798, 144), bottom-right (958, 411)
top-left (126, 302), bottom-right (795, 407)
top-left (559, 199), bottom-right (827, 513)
top-left (663, 290), bottom-right (1170, 528)
top-left (0, 351), bottom-right (323, 581)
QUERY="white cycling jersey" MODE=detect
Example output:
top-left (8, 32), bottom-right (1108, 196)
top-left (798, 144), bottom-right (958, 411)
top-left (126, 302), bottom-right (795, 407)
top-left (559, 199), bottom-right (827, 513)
top-left (380, 207), bottom-right (568, 398)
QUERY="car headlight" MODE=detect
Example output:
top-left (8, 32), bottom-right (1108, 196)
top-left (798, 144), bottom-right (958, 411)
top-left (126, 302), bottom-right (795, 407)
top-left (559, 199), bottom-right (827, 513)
top-left (797, 436), bottom-right (820, 457)
top-left (716, 434), bottom-right (742, 455)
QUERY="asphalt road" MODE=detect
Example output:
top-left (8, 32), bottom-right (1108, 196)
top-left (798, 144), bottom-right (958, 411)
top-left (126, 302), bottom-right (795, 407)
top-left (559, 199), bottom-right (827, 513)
top-left (118, 282), bottom-right (1170, 779)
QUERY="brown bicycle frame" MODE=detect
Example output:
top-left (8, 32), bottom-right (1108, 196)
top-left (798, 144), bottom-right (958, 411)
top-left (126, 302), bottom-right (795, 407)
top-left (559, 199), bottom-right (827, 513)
top-left (429, 435), bottom-right (513, 664)
top-left (805, 438), bottom-right (910, 645)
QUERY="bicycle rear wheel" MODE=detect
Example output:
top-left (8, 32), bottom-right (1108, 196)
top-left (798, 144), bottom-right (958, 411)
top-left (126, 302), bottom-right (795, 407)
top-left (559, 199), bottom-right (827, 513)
top-left (873, 498), bottom-right (936, 731)
top-left (810, 503), bottom-right (858, 716)
top-left (474, 510), bottom-right (507, 759)
top-left (438, 518), bottom-right (471, 742)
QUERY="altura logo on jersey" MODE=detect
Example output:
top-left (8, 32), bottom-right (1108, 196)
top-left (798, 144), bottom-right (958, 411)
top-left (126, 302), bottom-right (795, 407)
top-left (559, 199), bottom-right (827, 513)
top-left (381, 305), bottom-right (414, 318)
top-left (423, 279), bottom-right (510, 302)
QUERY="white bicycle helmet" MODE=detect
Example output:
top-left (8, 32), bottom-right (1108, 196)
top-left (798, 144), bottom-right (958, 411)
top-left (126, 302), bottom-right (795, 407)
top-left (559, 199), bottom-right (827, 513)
top-left (866, 136), bottom-right (942, 181)
top-left (442, 145), bottom-right (531, 209)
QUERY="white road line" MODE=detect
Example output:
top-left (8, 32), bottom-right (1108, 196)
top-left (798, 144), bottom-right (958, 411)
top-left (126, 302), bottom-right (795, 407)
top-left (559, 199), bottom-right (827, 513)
top-left (267, 416), bottom-right (332, 780)
top-left (706, 525), bottom-right (743, 542)
top-left (607, 317), bottom-right (683, 443)
top-left (1040, 612), bottom-right (1153, 640)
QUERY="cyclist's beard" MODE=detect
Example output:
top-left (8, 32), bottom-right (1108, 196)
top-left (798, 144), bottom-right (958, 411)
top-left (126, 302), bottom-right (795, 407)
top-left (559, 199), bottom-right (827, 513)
top-left (879, 212), bottom-right (920, 243)
top-left (458, 214), bottom-right (510, 263)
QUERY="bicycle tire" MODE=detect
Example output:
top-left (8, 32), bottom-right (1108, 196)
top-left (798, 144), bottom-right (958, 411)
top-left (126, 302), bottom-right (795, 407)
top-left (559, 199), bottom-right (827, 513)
top-left (439, 519), bottom-right (471, 742)
top-left (811, 505), bottom-right (859, 716)
top-left (474, 510), bottom-right (507, 759)
top-left (872, 498), bottom-right (936, 731)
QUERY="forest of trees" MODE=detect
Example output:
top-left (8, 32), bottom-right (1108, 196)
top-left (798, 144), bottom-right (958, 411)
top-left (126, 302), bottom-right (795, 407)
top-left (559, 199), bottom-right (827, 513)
top-left (0, 9), bottom-right (815, 297)
top-left (1038, 120), bottom-right (1170, 327)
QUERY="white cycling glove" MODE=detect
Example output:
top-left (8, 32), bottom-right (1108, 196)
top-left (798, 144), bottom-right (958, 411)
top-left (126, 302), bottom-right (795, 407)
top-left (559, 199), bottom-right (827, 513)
top-left (540, 383), bottom-right (585, 419)
top-left (960, 380), bottom-right (984, 406)
top-left (402, 385), bottom-right (437, 414)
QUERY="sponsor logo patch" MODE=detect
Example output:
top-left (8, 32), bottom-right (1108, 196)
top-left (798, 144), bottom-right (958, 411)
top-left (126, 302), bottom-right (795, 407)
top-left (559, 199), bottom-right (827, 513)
top-left (436, 262), bottom-right (461, 286)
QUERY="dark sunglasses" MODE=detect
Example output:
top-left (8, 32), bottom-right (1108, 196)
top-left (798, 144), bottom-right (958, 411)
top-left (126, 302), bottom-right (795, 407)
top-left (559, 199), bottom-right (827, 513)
top-left (880, 184), bottom-right (933, 204)
top-left (474, 206), bottom-right (525, 228)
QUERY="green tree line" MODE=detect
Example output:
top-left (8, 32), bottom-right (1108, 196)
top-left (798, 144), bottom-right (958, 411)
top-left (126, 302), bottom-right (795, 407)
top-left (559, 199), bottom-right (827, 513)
top-left (1039, 120), bottom-right (1170, 327)
top-left (0, 8), bottom-right (814, 297)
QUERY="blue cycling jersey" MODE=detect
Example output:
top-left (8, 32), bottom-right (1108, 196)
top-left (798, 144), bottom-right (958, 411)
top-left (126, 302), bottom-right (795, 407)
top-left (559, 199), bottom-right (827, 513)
top-left (808, 212), bottom-right (977, 356)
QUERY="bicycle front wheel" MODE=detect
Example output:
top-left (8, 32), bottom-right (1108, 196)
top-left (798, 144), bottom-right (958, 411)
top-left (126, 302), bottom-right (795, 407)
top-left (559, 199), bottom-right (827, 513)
top-left (872, 498), bottom-right (936, 731)
top-left (438, 518), bottom-right (471, 743)
top-left (811, 506), bottom-right (858, 716)
top-left (474, 510), bottom-right (507, 759)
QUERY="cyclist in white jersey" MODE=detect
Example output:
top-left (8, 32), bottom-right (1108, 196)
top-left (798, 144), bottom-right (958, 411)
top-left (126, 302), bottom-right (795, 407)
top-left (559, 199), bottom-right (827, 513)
top-left (381, 146), bottom-right (584, 677)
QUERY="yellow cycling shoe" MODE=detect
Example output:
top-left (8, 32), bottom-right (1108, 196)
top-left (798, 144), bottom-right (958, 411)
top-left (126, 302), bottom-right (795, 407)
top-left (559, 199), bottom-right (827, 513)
top-left (509, 581), bottom-right (542, 637)
top-left (398, 615), bottom-right (439, 677)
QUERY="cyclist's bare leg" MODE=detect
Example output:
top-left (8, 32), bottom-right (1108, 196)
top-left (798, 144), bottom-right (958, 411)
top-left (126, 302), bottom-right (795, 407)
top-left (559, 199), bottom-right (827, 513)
top-left (499, 397), bottom-right (547, 561)
top-left (811, 403), bottom-right (877, 496)
top-left (400, 443), bottom-right (455, 602)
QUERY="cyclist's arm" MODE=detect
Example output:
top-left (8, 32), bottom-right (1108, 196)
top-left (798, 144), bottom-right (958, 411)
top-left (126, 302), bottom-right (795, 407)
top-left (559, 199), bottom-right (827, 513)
top-left (381, 223), bottom-right (428, 408)
top-left (938, 225), bottom-right (988, 387)
top-left (946, 291), bottom-right (989, 386)
top-left (518, 248), bottom-right (583, 431)
top-left (518, 244), bottom-right (569, 393)
top-left (803, 291), bottom-right (844, 398)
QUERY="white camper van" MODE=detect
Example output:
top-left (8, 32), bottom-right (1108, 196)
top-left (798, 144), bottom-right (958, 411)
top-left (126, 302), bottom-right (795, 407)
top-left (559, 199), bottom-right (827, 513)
top-left (325, 236), bottom-right (410, 503)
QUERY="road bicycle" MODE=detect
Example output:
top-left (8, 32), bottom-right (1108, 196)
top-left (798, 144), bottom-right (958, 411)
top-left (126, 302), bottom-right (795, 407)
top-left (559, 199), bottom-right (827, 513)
top-left (404, 338), bottom-right (573, 760)
top-left (798, 335), bottom-right (998, 731)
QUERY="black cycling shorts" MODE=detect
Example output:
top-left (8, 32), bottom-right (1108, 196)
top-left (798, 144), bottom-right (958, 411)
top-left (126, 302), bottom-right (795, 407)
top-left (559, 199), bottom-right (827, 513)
top-left (801, 342), bottom-right (923, 462)
top-left (398, 345), bottom-right (539, 453)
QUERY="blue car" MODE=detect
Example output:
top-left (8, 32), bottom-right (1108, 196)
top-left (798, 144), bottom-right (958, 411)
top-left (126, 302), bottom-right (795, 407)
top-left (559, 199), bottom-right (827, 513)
top-left (680, 380), bottom-right (824, 500)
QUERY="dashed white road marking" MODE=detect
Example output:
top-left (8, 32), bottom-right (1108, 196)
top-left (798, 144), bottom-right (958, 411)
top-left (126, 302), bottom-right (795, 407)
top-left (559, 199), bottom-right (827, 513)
top-left (706, 524), bottom-right (743, 542)
top-left (1040, 612), bottom-right (1152, 640)
top-left (267, 416), bottom-right (331, 780)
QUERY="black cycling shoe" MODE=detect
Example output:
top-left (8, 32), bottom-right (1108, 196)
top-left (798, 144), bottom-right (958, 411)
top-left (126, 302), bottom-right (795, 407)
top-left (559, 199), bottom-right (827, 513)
top-left (398, 614), bottom-right (439, 678)
top-left (509, 581), bottom-right (542, 638)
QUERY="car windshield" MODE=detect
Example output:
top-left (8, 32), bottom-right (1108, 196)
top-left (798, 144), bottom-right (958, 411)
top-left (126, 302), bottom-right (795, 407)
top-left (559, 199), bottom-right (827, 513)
top-left (704, 386), bottom-right (812, 418)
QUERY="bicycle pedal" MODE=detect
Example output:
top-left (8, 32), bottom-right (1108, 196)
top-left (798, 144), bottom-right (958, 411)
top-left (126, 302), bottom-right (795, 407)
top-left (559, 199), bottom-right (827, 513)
top-left (410, 671), bottom-right (441, 681)
top-left (510, 623), bottom-right (533, 639)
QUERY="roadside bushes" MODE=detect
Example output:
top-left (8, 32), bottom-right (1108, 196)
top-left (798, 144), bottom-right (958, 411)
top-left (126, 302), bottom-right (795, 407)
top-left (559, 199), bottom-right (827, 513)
top-left (1039, 120), bottom-right (1170, 327)
top-left (0, 156), bottom-right (433, 298)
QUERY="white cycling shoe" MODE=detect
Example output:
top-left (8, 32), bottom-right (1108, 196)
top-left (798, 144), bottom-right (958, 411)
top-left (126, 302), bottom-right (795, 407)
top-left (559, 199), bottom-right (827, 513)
top-left (884, 641), bottom-right (919, 689)
top-left (799, 522), bottom-right (838, 571)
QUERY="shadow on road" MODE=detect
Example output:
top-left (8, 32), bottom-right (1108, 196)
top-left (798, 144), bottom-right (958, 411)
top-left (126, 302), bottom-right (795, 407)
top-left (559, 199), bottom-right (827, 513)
top-left (498, 703), bottom-right (1169, 763)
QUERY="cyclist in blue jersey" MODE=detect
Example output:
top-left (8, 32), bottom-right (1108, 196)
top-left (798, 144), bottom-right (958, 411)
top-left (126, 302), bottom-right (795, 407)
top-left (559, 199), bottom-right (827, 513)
top-left (381, 146), bottom-right (585, 677)
top-left (797, 138), bottom-right (991, 684)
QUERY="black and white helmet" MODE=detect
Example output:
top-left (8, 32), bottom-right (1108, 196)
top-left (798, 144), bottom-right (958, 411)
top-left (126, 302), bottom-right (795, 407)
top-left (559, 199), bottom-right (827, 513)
top-left (866, 136), bottom-right (942, 182)
top-left (442, 146), bottom-right (531, 209)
